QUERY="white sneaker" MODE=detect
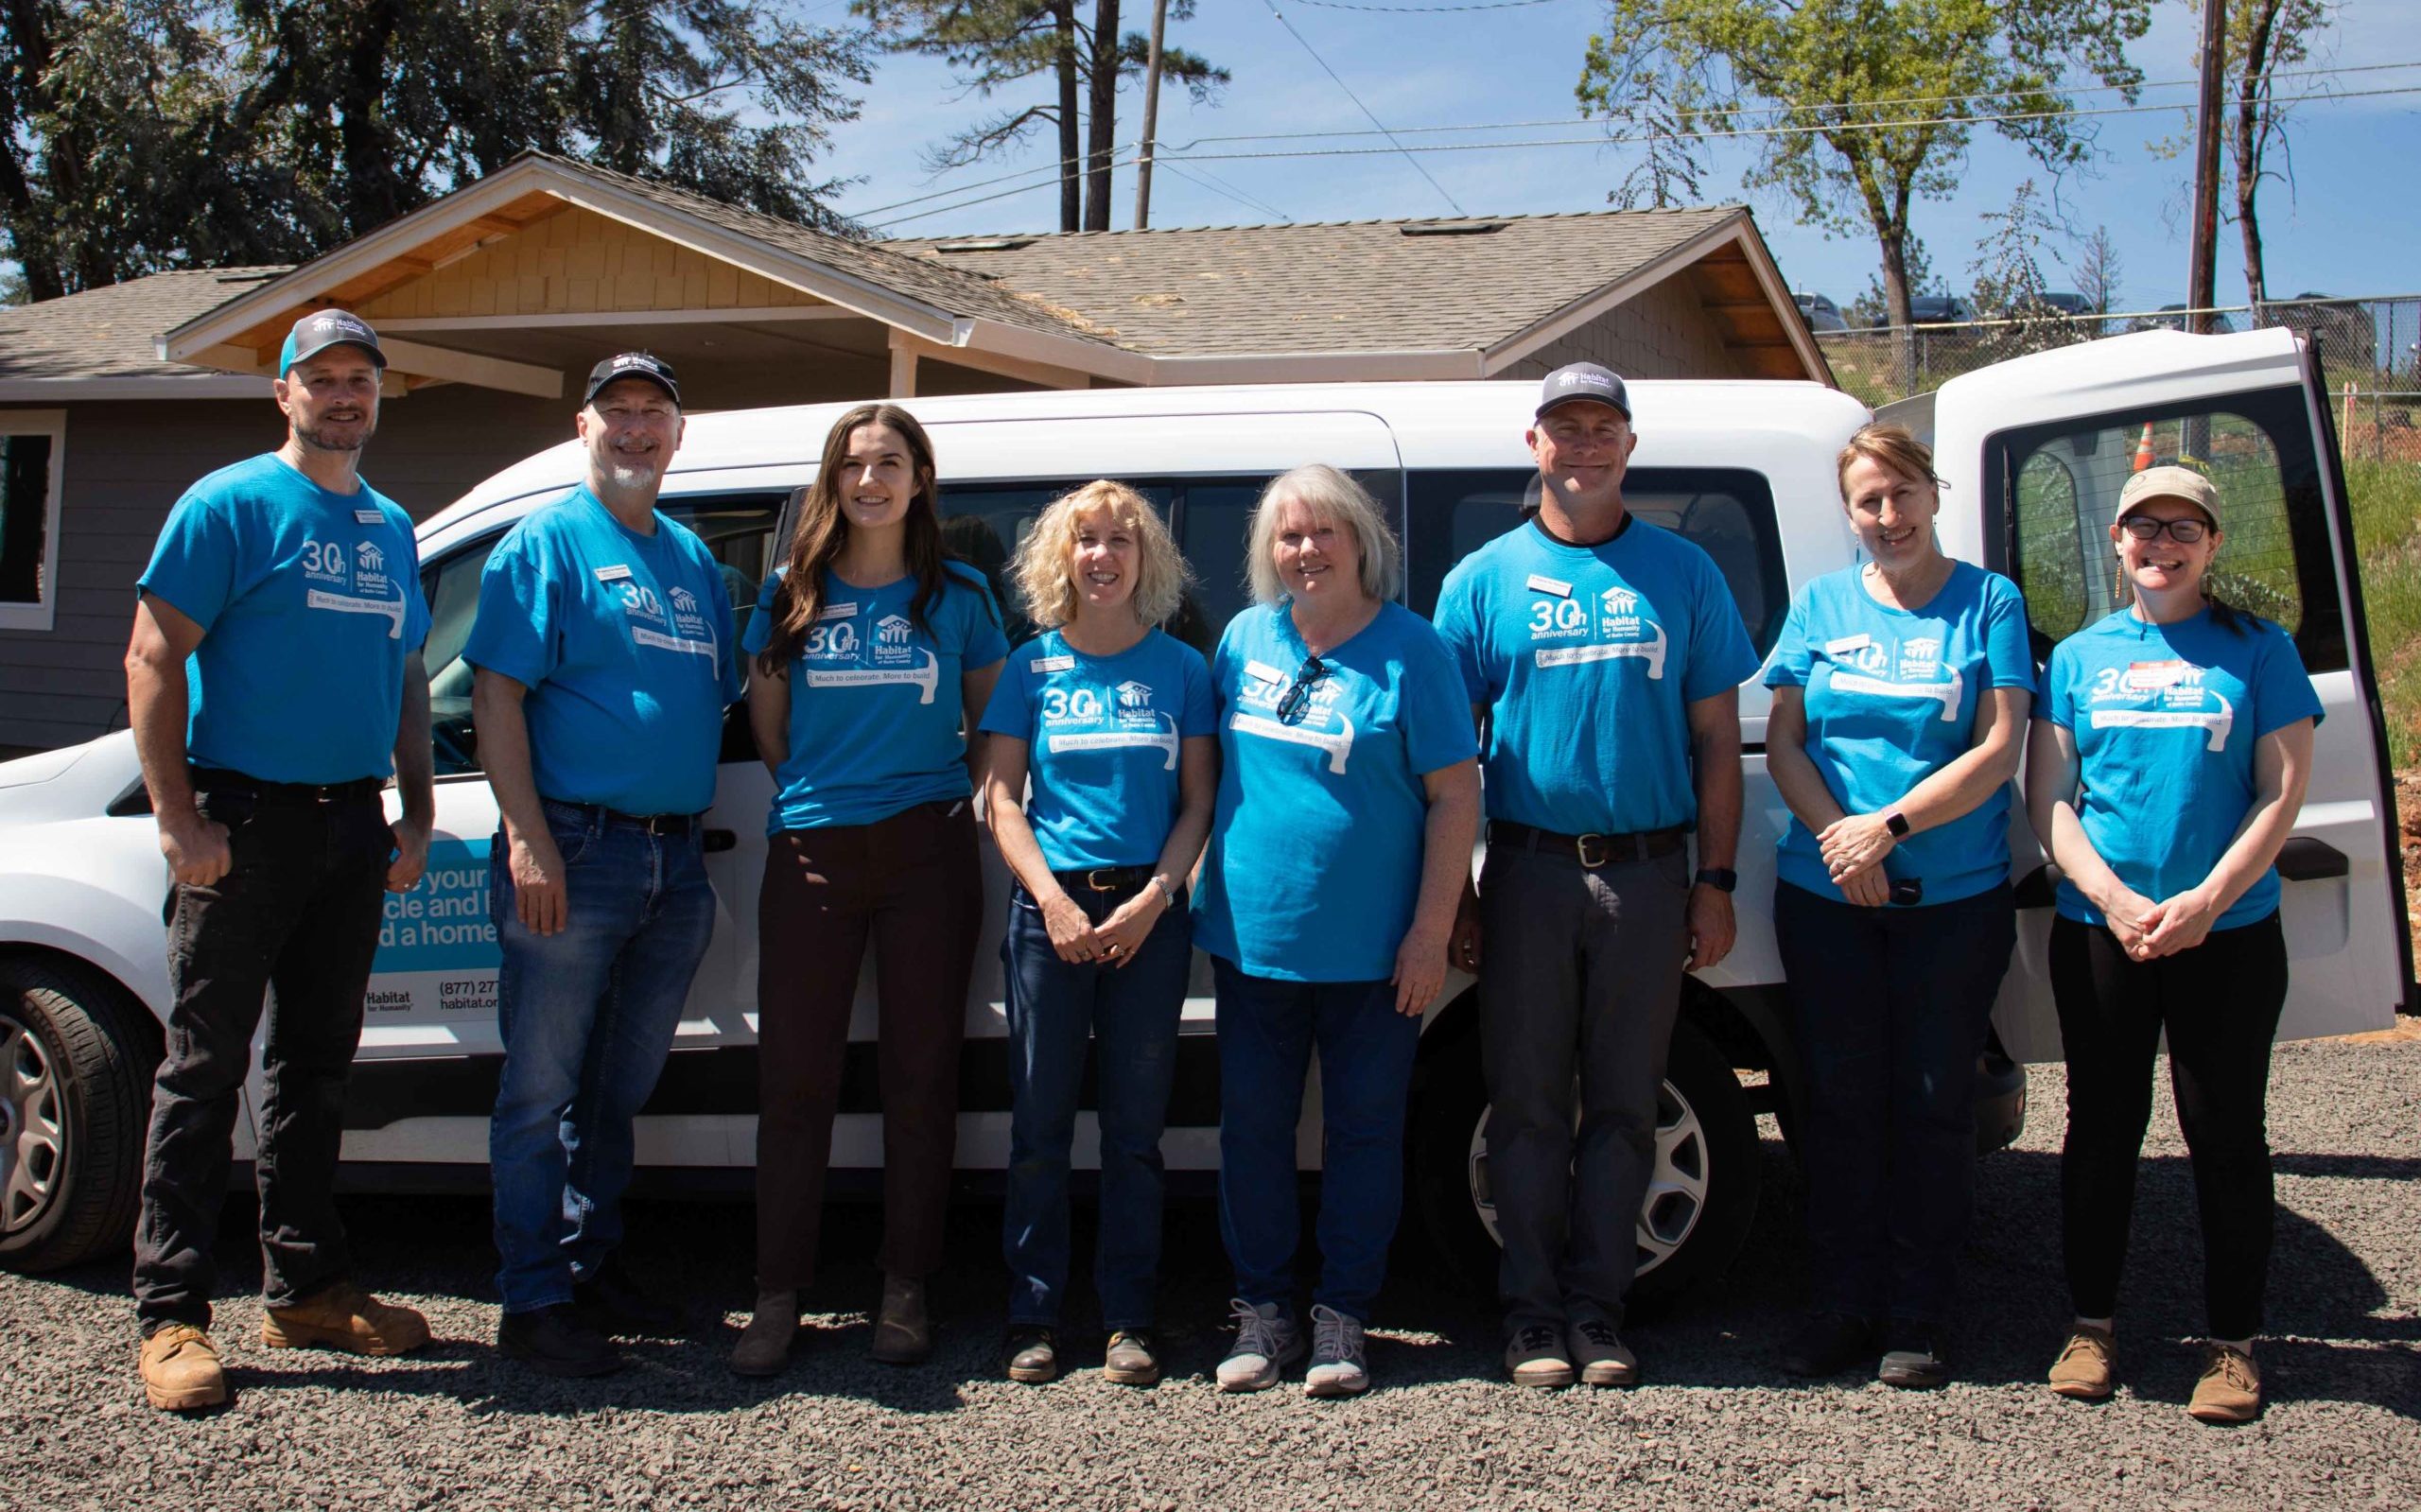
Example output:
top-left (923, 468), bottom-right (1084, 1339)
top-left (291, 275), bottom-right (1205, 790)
top-left (1569, 1317), bottom-right (1639, 1387)
top-left (1304, 1304), bottom-right (1369, 1398)
top-left (1215, 1298), bottom-right (1303, 1392)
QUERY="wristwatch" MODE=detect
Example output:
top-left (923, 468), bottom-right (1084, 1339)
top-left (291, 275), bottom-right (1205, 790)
top-left (1148, 874), bottom-right (1178, 909)
top-left (1885, 810), bottom-right (1911, 839)
top-left (1693, 867), bottom-right (1737, 894)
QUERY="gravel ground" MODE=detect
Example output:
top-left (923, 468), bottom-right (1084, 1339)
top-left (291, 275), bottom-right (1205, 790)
top-left (3, 1036), bottom-right (2415, 1511)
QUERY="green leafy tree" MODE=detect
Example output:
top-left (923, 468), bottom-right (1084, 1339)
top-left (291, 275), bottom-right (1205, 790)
top-left (1576, 0), bottom-right (2151, 337)
top-left (859, 0), bottom-right (1226, 233)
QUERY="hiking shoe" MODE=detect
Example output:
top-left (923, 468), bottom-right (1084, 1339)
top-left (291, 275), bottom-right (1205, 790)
top-left (1214, 1299), bottom-right (1303, 1392)
top-left (2186, 1343), bottom-right (2261, 1424)
top-left (573, 1258), bottom-right (684, 1338)
top-left (262, 1281), bottom-right (430, 1356)
top-left (1104, 1330), bottom-right (1161, 1387)
top-left (2047, 1325), bottom-right (2116, 1400)
top-left (139, 1324), bottom-right (227, 1412)
top-left (870, 1275), bottom-right (931, 1365)
top-left (497, 1304), bottom-right (621, 1379)
top-left (1304, 1304), bottom-right (1369, 1398)
top-left (1003, 1326), bottom-right (1058, 1384)
top-left (729, 1292), bottom-right (799, 1378)
top-left (1504, 1323), bottom-right (1575, 1389)
top-left (1570, 1317), bottom-right (1639, 1388)
top-left (1877, 1325), bottom-right (1948, 1389)
top-left (1780, 1311), bottom-right (1874, 1379)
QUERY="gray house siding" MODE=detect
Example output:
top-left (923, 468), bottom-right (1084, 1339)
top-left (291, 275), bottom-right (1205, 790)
top-left (0, 388), bottom-right (574, 753)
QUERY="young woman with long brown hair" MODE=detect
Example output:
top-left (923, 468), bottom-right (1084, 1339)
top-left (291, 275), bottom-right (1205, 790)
top-left (729, 404), bottom-right (1007, 1376)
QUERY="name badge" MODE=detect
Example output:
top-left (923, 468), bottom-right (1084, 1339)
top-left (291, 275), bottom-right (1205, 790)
top-left (817, 601), bottom-right (857, 621)
top-left (2128, 659), bottom-right (2189, 687)
top-left (593, 565), bottom-right (633, 583)
top-left (1526, 573), bottom-right (1572, 598)
top-left (1031, 654), bottom-right (1074, 672)
top-left (1824, 633), bottom-right (1872, 655)
top-left (1244, 659), bottom-right (1286, 686)
top-left (354, 509), bottom-right (383, 525)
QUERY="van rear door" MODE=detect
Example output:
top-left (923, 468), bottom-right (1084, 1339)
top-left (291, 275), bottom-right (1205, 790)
top-left (1932, 327), bottom-right (2410, 1055)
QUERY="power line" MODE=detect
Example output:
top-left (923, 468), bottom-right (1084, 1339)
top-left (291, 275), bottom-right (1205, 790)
top-left (1157, 160), bottom-right (1296, 223)
top-left (1261, 0), bottom-right (1465, 215)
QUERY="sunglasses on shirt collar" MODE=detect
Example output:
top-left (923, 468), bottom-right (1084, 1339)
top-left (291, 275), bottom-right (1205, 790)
top-left (1275, 655), bottom-right (1330, 724)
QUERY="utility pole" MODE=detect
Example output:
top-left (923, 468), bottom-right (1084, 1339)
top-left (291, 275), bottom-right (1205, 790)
top-left (2186, 0), bottom-right (2227, 334)
top-left (1133, 0), bottom-right (1170, 230)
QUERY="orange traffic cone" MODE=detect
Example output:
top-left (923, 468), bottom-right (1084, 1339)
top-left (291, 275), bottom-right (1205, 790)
top-left (2132, 423), bottom-right (2155, 471)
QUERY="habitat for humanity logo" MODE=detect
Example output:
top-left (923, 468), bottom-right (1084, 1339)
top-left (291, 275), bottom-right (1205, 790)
top-left (1601, 586), bottom-right (1639, 615)
top-left (356, 541), bottom-right (386, 574)
top-left (669, 586), bottom-right (699, 614)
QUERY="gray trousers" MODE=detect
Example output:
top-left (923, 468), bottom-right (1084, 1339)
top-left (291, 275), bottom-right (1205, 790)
top-left (1478, 842), bottom-right (1691, 1334)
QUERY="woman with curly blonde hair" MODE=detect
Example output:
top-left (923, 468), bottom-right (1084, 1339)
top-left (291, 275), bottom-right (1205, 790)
top-left (977, 479), bottom-right (1217, 1388)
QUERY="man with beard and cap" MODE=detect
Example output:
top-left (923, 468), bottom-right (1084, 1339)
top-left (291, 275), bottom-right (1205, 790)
top-left (467, 353), bottom-right (741, 1376)
top-left (1432, 362), bottom-right (1758, 1391)
top-left (126, 308), bottom-right (437, 1412)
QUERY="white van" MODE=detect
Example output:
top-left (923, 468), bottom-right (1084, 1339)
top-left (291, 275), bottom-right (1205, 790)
top-left (1, 327), bottom-right (2407, 1301)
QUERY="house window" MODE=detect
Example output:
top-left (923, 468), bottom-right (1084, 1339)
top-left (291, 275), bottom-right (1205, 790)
top-left (0, 410), bottom-right (66, 632)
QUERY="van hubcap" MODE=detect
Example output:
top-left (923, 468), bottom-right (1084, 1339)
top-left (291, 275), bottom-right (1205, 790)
top-left (1, 1014), bottom-right (65, 1237)
top-left (1467, 1079), bottom-right (1712, 1277)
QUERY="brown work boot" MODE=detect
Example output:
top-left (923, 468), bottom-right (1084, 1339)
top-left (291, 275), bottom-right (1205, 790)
top-left (729, 1290), bottom-right (800, 1378)
top-left (869, 1274), bottom-right (931, 1365)
top-left (139, 1324), bottom-right (228, 1412)
top-left (2186, 1343), bottom-right (2262, 1424)
top-left (262, 1281), bottom-right (431, 1356)
top-left (2047, 1325), bottom-right (2116, 1400)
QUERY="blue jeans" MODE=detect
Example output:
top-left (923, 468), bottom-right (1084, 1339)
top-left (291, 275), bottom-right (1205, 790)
top-left (489, 802), bottom-right (716, 1314)
top-left (1001, 879), bottom-right (1190, 1330)
top-left (1211, 956), bottom-right (1421, 1324)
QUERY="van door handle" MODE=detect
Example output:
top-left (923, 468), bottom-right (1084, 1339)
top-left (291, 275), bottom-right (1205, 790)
top-left (703, 828), bottom-right (738, 854)
top-left (2274, 836), bottom-right (2347, 881)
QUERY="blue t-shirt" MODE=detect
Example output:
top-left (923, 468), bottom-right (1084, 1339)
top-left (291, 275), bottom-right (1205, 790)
top-left (978, 627), bottom-right (1218, 871)
top-left (137, 453), bottom-right (430, 784)
top-left (462, 487), bottom-right (740, 816)
top-left (741, 563), bottom-right (1010, 832)
top-left (1763, 562), bottom-right (2036, 905)
top-left (1193, 600), bottom-right (1479, 982)
top-left (2043, 606), bottom-right (2323, 930)
top-left (1433, 516), bottom-right (1760, 834)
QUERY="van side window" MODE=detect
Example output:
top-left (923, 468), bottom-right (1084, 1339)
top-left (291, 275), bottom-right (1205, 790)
top-left (1404, 467), bottom-right (1789, 655)
top-left (418, 492), bottom-right (784, 776)
top-left (1993, 389), bottom-right (2342, 670)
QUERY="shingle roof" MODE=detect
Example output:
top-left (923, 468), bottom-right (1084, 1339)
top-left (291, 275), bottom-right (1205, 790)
top-left (888, 207), bottom-right (1747, 356)
top-left (0, 268), bottom-right (290, 380)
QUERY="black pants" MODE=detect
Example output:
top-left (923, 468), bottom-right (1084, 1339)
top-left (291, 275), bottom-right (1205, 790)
top-left (2050, 912), bottom-right (2289, 1340)
top-left (1772, 881), bottom-right (2015, 1326)
top-left (131, 777), bottom-right (391, 1333)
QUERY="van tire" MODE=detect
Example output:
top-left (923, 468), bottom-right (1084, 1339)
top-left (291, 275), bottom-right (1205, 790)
top-left (0, 958), bottom-right (160, 1274)
top-left (1406, 1012), bottom-right (1762, 1312)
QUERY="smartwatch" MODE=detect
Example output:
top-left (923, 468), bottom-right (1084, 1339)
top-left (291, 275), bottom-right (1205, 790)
top-left (1884, 810), bottom-right (1911, 839)
top-left (1693, 867), bottom-right (1737, 894)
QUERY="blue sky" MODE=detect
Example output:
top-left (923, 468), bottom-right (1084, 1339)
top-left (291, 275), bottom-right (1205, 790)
top-left (815, 0), bottom-right (2421, 315)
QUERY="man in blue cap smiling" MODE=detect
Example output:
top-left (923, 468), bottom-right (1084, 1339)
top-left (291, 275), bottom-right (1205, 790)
top-left (124, 308), bottom-right (436, 1411)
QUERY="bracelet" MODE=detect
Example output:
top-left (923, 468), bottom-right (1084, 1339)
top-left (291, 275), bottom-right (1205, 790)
top-left (1148, 874), bottom-right (1178, 909)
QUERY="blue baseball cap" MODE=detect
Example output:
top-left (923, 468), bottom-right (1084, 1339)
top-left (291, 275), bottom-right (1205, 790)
top-left (1535, 361), bottom-right (1631, 420)
top-left (279, 309), bottom-right (386, 375)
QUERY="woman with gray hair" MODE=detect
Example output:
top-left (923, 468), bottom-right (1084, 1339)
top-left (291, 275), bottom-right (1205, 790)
top-left (1193, 464), bottom-right (1481, 1399)
top-left (978, 480), bottom-right (1218, 1388)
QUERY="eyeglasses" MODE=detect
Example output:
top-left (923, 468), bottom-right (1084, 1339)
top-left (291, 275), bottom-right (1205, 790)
top-left (1275, 655), bottom-right (1330, 724)
top-left (2119, 515), bottom-right (2209, 544)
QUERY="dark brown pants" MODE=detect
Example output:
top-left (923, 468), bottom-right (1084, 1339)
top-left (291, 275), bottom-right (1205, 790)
top-left (755, 800), bottom-right (983, 1289)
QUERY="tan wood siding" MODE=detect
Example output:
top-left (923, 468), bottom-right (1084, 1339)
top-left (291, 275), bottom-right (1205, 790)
top-left (1505, 274), bottom-right (1741, 381)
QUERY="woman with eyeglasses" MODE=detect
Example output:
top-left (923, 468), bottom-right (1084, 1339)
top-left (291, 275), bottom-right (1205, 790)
top-left (1762, 424), bottom-right (2035, 1390)
top-left (2026, 465), bottom-right (2320, 1425)
top-left (1193, 464), bottom-right (1481, 1399)
top-left (978, 481), bottom-right (1218, 1389)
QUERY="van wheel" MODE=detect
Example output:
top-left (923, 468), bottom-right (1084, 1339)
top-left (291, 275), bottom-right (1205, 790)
top-left (0, 958), bottom-right (159, 1274)
top-left (1407, 1014), bottom-right (1762, 1311)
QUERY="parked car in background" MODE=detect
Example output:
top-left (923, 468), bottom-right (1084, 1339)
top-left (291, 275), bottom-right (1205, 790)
top-left (1795, 291), bottom-right (1848, 333)
top-left (2, 330), bottom-right (2407, 1315)
top-left (1908, 293), bottom-right (1975, 324)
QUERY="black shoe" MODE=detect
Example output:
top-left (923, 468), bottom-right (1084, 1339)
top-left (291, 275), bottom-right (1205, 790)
top-left (1003, 1326), bottom-right (1058, 1383)
top-left (1877, 1325), bottom-right (1949, 1389)
top-left (573, 1259), bottom-right (685, 1338)
top-left (498, 1304), bottom-right (622, 1378)
top-left (1780, 1311), bottom-right (1875, 1379)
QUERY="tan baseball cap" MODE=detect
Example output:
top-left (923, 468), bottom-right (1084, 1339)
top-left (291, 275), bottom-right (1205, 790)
top-left (2117, 464), bottom-right (2221, 527)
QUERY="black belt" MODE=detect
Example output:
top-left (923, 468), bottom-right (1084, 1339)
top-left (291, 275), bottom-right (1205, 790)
top-left (1051, 865), bottom-right (1157, 894)
top-left (190, 768), bottom-right (383, 805)
top-left (543, 798), bottom-right (704, 836)
top-left (1489, 820), bottom-right (1687, 869)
